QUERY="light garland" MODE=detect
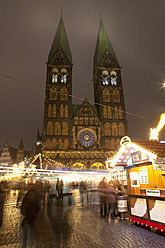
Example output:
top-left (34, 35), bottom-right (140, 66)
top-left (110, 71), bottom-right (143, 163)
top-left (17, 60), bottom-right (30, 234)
top-left (105, 139), bottom-right (157, 169)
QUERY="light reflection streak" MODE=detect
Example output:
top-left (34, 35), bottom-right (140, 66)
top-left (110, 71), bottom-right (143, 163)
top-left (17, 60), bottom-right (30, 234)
top-left (0, 166), bottom-right (111, 184)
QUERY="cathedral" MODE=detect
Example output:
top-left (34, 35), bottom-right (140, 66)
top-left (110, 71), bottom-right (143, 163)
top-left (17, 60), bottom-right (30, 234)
top-left (41, 16), bottom-right (128, 169)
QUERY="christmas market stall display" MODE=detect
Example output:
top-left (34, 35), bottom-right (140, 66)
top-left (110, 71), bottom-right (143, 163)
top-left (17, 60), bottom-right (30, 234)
top-left (106, 136), bottom-right (165, 232)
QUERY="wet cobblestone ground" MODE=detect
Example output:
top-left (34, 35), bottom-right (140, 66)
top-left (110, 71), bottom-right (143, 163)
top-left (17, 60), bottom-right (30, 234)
top-left (0, 190), bottom-right (165, 248)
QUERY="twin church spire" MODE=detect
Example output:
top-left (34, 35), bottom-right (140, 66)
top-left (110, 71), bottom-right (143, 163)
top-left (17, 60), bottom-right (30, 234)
top-left (42, 15), bottom-right (128, 166)
top-left (48, 15), bottom-right (117, 68)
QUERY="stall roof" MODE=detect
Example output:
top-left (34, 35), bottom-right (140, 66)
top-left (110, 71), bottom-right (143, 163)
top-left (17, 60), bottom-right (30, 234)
top-left (133, 140), bottom-right (165, 157)
top-left (106, 140), bottom-right (165, 168)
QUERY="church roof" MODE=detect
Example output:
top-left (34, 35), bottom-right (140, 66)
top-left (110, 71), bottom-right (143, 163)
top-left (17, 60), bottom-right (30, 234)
top-left (48, 16), bottom-right (72, 63)
top-left (94, 19), bottom-right (119, 66)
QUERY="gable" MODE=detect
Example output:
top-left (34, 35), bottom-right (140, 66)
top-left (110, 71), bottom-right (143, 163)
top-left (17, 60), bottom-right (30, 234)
top-left (73, 100), bottom-right (98, 118)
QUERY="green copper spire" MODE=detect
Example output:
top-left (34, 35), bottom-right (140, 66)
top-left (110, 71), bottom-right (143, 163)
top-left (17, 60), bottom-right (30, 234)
top-left (94, 19), bottom-right (119, 66)
top-left (48, 16), bottom-right (72, 63)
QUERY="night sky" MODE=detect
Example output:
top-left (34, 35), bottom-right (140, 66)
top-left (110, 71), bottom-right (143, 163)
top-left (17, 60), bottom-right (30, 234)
top-left (0, 0), bottom-right (165, 150)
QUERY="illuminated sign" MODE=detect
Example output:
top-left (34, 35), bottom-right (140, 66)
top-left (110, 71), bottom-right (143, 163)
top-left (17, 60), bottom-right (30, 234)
top-left (139, 169), bottom-right (148, 184)
top-left (146, 189), bottom-right (160, 196)
top-left (120, 136), bottom-right (131, 146)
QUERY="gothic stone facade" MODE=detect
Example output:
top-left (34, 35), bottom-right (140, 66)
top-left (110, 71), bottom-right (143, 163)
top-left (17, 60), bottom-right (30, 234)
top-left (42, 17), bottom-right (128, 168)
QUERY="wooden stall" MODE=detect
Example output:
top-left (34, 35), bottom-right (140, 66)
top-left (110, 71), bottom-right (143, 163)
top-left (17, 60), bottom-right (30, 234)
top-left (106, 138), bottom-right (165, 232)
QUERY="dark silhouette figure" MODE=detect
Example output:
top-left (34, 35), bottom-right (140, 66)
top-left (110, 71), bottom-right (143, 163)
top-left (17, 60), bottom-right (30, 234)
top-left (20, 183), bottom-right (41, 247)
top-left (60, 179), bottom-right (64, 199)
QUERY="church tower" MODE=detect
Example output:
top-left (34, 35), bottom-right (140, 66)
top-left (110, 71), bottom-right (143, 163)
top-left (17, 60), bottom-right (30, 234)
top-left (93, 19), bottom-right (128, 151)
top-left (42, 16), bottom-right (73, 155)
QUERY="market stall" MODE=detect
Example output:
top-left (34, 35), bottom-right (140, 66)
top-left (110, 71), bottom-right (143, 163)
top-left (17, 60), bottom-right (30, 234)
top-left (106, 136), bottom-right (165, 232)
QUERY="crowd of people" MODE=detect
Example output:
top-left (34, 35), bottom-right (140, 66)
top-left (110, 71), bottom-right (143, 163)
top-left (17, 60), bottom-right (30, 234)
top-left (98, 177), bottom-right (126, 220)
top-left (1, 176), bottom-right (127, 246)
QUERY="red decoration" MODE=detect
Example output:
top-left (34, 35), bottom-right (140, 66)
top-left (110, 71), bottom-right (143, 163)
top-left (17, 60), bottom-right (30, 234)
top-left (129, 216), bottom-right (165, 232)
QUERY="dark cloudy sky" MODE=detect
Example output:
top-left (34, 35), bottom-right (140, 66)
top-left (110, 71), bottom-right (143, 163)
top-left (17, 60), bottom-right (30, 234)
top-left (0, 0), bottom-right (165, 149)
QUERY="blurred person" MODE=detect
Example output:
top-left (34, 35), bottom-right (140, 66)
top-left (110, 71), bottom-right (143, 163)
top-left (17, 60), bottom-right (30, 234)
top-left (16, 189), bottom-right (24, 207)
top-left (98, 177), bottom-right (107, 217)
top-left (59, 179), bottom-right (64, 199)
top-left (56, 178), bottom-right (60, 198)
top-left (113, 179), bottom-right (126, 196)
top-left (79, 181), bottom-right (88, 201)
top-left (20, 182), bottom-right (42, 247)
top-left (0, 181), bottom-right (5, 193)
top-left (113, 179), bottom-right (127, 219)
top-left (106, 181), bottom-right (120, 219)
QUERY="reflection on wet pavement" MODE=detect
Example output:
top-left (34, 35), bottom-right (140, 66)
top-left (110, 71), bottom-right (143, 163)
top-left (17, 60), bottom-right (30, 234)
top-left (0, 189), bottom-right (165, 248)
top-left (0, 189), bottom-right (99, 247)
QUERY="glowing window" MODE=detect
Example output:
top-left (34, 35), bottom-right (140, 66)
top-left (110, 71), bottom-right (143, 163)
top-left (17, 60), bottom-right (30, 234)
top-left (52, 74), bottom-right (58, 83)
top-left (61, 74), bottom-right (67, 83)
top-left (110, 71), bottom-right (117, 86)
top-left (102, 76), bottom-right (109, 85)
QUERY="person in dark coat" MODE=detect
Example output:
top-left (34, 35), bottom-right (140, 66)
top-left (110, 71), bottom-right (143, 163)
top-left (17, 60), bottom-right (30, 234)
top-left (59, 179), bottom-right (64, 199)
top-left (21, 182), bottom-right (41, 247)
top-left (56, 178), bottom-right (60, 198)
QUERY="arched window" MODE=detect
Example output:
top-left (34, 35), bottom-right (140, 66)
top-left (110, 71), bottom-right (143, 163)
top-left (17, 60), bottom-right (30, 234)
top-left (118, 106), bottom-right (123, 119)
top-left (54, 122), bottom-right (61, 135)
top-left (114, 106), bottom-right (119, 119)
top-left (60, 87), bottom-right (68, 101)
top-left (110, 139), bottom-right (115, 149)
top-left (105, 139), bottom-right (110, 149)
top-left (52, 138), bottom-right (57, 149)
top-left (52, 74), bottom-right (58, 83)
top-left (116, 90), bottom-right (120, 103)
top-left (108, 107), bottom-right (112, 119)
top-left (47, 121), bottom-right (53, 135)
top-left (65, 105), bottom-right (68, 118)
top-left (118, 123), bottom-right (125, 136)
top-left (51, 68), bottom-right (58, 83)
top-left (105, 122), bottom-right (111, 136)
top-left (103, 106), bottom-right (107, 119)
top-left (46, 139), bottom-right (51, 149)
top-left (48, 104), bottom-right (52, 117)
top-left (102, 70), bottom-right (109, 85)
top-left (79, 117), bottom-right (83, 125)
top-left (112, 122), bottom-right (118, 136)
top-left (113, 89), bottom-right (120, 103)
top-left (102, 76), bottom-right (109, 85)
top-left (52, 104), bottom-right (56, 117)
top-left (63, 139), bottom-right (69, 150)
top-left (116, 139), bottom-right (120, 148)
top-left (102, 88), bottom-right (110, 102)
top-left (60, 68), bottom-right (67, 83)
top-left (90, 118), bottom-right (93, 125)
top-left (60, 104), bottom-right (64, 118)
top-left (85, 117), bottom-right (88, 125)
top-left (49, 87), bottom-right (58, 100)
top-left (74, 117), bottom-right (78, 125)
top-left (110, 71), bottom-right (117, 86)
top-left (62, 122), bottom-right (68, 135)
top-left (58, 139), bottom-right (63, 149)
top-left (61, 74), bottom-right (67, 83)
